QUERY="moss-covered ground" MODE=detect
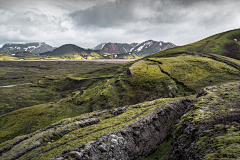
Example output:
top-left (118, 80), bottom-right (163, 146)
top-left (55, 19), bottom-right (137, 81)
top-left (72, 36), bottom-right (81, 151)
top-left (149, 55), bottom-right (240, 89)
top-left (0, 97), bottom-right (183, 160)
top-left (171, 81), bottom-right (240, 159)
top-left (0, 61), bottom-right (119, 115)
top-left (149, 28), bottom-right (240, 60)
top-left (1, 53), bottom-right (240, 144)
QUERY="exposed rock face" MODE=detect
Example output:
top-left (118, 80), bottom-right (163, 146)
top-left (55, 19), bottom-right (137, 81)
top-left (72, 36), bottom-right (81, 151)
top-left (167, 82), bottom-right (240, 160)
top-left (0, 118), bottom-right (101, 160)
top-left (52, 99), bottom-right (193, 160)
top-left (102, 43), bottom-right (132, 54)
top-left (112, 105), bottom-right (129, 116)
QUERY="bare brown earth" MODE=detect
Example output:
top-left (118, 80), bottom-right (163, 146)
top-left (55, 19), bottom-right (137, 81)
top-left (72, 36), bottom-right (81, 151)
top-left (223, 42), bottom-right (240, 59)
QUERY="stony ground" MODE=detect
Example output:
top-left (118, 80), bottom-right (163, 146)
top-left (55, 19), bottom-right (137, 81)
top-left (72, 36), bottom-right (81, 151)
top-left (167, 81), bottom-right (240, 160)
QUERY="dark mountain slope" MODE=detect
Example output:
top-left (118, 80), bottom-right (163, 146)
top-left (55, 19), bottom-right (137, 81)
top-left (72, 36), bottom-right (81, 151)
top-left (2, 42), bottom-right (55, 54)
top-left (40, 44), bottom-right (141, 60)
top-left (95, 40), bottom-right (176, 57)
top-left (101, 43), bottom-right (132, 54)
top-left (131, 40), bottom-right (176, 57)
top-left (40, 44), bottom-right (107, 59)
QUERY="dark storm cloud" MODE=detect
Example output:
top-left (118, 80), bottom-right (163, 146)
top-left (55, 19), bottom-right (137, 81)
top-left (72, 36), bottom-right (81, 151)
top-left (69, 0), bottom-right (178, 28)
top-left (0, 0), bottom-right (240, 48)
top-left (69, 0), bottom-right (240, 28)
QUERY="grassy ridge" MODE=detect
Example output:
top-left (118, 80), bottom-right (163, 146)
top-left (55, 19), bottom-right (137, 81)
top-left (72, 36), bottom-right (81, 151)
top-left (0, 61), bottom-right (119, 116)
top-left (150, 28), bottom-right (240, 60)
top-left (0, 97), bottom-right (182, 159)
top-left (149, 55), bottom-right (240, 88)
top-left (170, 81), bottom-right (240, 159)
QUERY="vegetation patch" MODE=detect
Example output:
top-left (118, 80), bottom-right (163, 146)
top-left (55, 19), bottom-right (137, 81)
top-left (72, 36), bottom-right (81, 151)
top-left (0, 97), bottom-right (182, 160)
top-left (149, 55), bottom-right (240, 89)
top-left (167, 81), bottom-right (240, 160)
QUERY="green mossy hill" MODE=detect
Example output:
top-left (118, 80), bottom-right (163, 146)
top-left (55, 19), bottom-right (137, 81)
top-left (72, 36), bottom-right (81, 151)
top-left (0, 54), bottom-right (19, 60)
top-left (149, 55), bottom-right (240, 89)
top-left (149, 28), bottom-right (240, 60)
top-left (27, 55), bottom-right (240, 136)
top-left (167, 81), bottom-right (240, 159)
top-left (0, 102), bottom-right (81, 144)
top-left (113, 53), bottom-right (141, 59)
top-left (0, 97), bottom-right (185, 160)
top-left (3, 53), bottom-right (235, 143)
top-left (33, 57), bottom-right (199, 114)
top-left (36, 54), bottom-right (240, 115)
top-left (0, 61), bottom-right (119, 116)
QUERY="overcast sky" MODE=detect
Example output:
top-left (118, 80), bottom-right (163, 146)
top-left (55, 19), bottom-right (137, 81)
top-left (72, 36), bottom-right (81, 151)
top-left (0, 0), bottom-right (240, 48)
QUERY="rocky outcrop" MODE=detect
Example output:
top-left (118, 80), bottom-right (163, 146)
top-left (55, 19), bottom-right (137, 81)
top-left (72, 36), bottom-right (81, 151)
top-left (52, 98), bottom-right (193, 160)
top-left (0, 118), bottom-right (101, 160)
top-left (167, 82), bottom-right (240, 160)
top-left (112, 105), bottom-right (129, 116)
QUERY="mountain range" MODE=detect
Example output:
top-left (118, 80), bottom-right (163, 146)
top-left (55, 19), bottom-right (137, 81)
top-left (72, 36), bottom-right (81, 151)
top-left (0, 40), bottom-right (176, 60)
top-left (93, 40), bottom-right (176, 57)
top-left (2, 42), bottom-right (55, 54)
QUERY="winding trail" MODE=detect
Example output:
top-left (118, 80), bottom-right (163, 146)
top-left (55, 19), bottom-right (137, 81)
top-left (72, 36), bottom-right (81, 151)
top-left (197, 31), bottom-right (229, 53)
top-left (195, 30), bottom-right (240, 72)
top-left (0, 83), bottom-right (32, 88)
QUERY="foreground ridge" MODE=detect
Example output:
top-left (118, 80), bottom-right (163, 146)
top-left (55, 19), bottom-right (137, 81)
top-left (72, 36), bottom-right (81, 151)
top-left (167, 81), bottom-right (240, 159)
top-left (52, 99), bottom-right (193, 160)
top-left (0, 98), bottom-right (193, 160)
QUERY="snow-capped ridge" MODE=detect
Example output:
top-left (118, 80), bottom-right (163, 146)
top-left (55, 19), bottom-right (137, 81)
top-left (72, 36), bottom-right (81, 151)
top-left (1, 42), bottom-right (55, 54)
top-left (92, 40), bottom-right (176, 57)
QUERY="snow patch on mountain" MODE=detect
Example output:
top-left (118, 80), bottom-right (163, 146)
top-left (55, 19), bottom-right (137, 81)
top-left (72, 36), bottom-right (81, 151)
top-left (123, 47), bottom-right (127, 53)
top-left (2, 42), bottom-right (55, 54)
top-left (136, 45), bottom-right (144, 52)
top-left (130, 47), bottom-right (134, 52)
top-left (92, 43), bottom-right (107, 50)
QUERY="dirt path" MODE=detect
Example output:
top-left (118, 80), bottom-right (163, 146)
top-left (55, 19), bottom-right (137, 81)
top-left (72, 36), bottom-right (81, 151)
top-left (0, 83), bottom-right (32, 88)
top-left (197, 31), bottom-right (229, 53)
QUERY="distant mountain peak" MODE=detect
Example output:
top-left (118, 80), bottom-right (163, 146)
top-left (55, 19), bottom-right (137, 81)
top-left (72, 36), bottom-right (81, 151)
top-left (2, 42), bottom-right (55, 54)
top-left (92, 43), bottom-right (107, 50)
top-left (92, 40), bottom-right (176, 57)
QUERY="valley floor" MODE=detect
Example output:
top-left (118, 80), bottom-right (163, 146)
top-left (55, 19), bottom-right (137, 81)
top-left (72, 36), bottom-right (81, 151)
top-left (1, 59), bottom-right (136, 64)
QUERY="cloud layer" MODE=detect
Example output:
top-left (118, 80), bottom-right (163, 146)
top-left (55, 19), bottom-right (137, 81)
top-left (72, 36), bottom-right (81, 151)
top-left (0, 0), bottom-right (240, 48)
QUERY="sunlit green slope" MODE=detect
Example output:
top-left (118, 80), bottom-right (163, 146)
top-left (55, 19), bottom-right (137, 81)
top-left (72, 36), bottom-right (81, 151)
top-left (150, 28), bottom-right (240, 59)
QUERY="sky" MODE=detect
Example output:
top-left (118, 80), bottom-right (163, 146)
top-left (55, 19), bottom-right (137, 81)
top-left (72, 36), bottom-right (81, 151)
top-left (0, 0), bottom-right (240, 49)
